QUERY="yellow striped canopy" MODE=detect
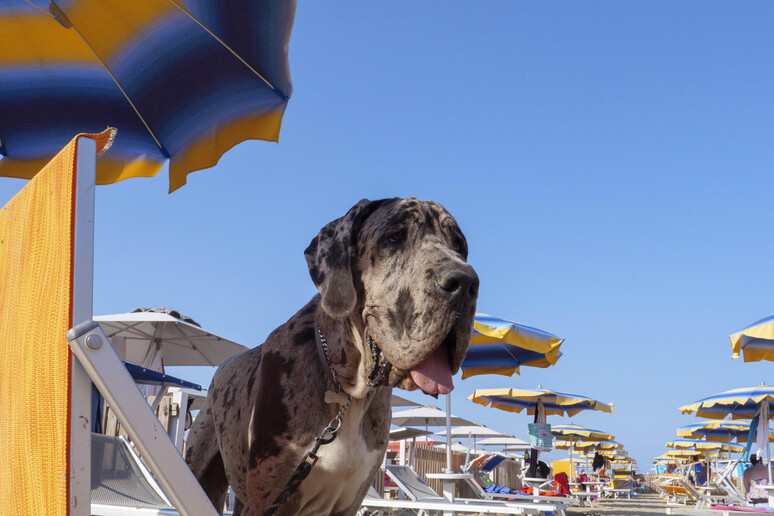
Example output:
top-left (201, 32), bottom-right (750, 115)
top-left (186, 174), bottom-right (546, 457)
top-left (662, 449), bottom-right (726, 459)
top-left (665, 439), bottom-right (743, 453)
top-left (0, 0), bottom-right (295, 193)
top-left (462, 314), bottom-right (563, 378)
top-left (731, 315), bottom-right (774, 362)
top-left (677, 420), bottom-right (767, 443)
top-left (554, 440), bottom-right (623, 451)
top-left (468, 387), bottom-right (614, 417)
top-left (680, 385), bottom-right (774, 420)
top-left (550, 424), bottom-right (614, 442)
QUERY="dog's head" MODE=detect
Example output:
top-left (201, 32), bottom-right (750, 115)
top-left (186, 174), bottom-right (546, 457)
top-left (305, 197), bottom-right (478, 396)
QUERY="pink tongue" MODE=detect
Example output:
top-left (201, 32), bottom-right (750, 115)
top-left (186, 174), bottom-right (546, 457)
top-left (410, 346), bottom-right (454, 395)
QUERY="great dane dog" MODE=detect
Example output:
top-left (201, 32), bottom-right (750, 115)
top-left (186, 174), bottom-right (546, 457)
top-left (185, 197), bottom-right (479, 515)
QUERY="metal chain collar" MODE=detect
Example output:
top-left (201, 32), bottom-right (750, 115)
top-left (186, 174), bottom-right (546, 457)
top-left (263, 329), bottom-right (352, 516)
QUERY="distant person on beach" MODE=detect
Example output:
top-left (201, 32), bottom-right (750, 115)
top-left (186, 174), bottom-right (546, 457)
top-left (744, 454), bottom-right (773, 504)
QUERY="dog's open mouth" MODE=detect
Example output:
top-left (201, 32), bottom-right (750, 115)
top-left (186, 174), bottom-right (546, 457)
top-left (370, 326), bottom-right (457, 396)
top-left (367, 334), bottom-right (391, 387)
top-left (409, 328), bottom-right (456, 395)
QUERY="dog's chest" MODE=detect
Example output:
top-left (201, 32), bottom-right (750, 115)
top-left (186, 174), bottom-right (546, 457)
top-left (290, 400), bottom-right (382, 514)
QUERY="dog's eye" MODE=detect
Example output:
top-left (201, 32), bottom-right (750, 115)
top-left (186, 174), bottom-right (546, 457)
top-left (386, 230), bottom-right (407, 245)
top-left (452, 237), bottom-right (467, 256)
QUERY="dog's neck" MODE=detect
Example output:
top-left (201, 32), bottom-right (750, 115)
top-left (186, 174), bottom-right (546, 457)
top-left (315, 309), bottom-right (371, 400)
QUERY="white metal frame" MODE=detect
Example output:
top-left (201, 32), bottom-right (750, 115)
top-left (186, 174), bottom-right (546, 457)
top-left (70, 136), bottom-right (97, 515)
top-left (66, 136), bottom-right (217, 516)
top-left (68, 321), bottom-right (217, 516)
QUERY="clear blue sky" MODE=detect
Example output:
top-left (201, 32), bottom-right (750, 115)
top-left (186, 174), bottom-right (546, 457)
top-left (2, 2), bottom-right (774, 469)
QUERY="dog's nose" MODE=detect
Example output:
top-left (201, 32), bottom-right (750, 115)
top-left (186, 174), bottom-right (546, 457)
top-left (436, 265), bottom-right (479, 302)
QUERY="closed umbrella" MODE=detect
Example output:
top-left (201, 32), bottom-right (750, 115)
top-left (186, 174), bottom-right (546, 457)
top-left (0, 0), bottom-right (295, 192)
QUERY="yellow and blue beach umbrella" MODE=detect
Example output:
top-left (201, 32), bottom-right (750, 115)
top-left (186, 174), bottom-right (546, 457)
top-left (460, 314), bottom-right (563, 379)
top-left (469, 387), bottom-right (614, 417)
top-left (550, 424), bottom-right (614, 442)
top-left (677, 420), bottom-right (771, 443)
top-left (731, 314), bottom-right (774, 362)
top-left (583, 447), bottom-right (626, 457)
top-left (661, 449), bottom-right (725, 459)
top-left (554, 440), bottom-right (623, 451)
top-left (665, 439), bottom-right (744, 453)
top-left (680, 385), bottom-right (774, 420)
top-left (0, 0), bottom-right (295, 192)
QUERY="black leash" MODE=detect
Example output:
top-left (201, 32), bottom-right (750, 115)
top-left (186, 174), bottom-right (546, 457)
top-left (263, 328), bottom-right (351, 516)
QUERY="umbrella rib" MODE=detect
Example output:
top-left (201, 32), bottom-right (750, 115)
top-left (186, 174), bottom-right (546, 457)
top-left (103, 323), bottom-right (155, 340)
top-left (50, 7), bottom-right (169, 156)
top-left (23, 0), bottom-right (46, 13)
top-left (167, 0), bottom-right (287, 101)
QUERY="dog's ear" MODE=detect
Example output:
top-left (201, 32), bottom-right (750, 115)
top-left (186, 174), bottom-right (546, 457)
top-left (305, 198), bottom-right (389, 319)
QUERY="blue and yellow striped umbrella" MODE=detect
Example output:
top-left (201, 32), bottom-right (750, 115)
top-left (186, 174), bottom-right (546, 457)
top-left (731, 314), bottom-right (774, 362)
top-left (665, 439), bottom-right (744, 453)
top-left (468, 387), bottom-right (614, 417)
top-left (0, 0), bottom-right (295, 192)
top-left (680, 385), bottom-right (774, 420)
top-left (460, 314), bottom-right (563, 379)
top-left (550, 424), bottom-right (615, 442)
top-left (554, 440), bottom-right (623, 451)
top-left (677, 420), bottom-right (772, 443)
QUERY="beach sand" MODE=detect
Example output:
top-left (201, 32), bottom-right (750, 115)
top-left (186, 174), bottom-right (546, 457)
top-left (565, 493), bottom-right (668, 515)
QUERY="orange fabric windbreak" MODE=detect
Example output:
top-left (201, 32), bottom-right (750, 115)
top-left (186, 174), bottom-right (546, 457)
top-left (0, 131), bottom-right (110, 514)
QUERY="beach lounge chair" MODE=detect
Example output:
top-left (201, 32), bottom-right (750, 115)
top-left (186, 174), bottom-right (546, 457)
top-left (658, 474), bottom-right (692, 505)
top-left (665, 506), bottom-right (774, 515)
top-left (359, 489), bottom-right (542, 516)
top-left (91, 434), bottom-right (178, 515)
top-left (384, 465), bottom-right (568, 515)
top-left (710, 460), bottom-right (748, 506)
top-left (460, 454), bottom-right (578, 507)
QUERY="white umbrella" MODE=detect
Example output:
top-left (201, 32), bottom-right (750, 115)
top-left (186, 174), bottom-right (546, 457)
top-left (435, 424), bottom-right (512, 465)
top-left (434, 425), bottom-right (511, 439)
top-left (392, 405), bottom-right (474, 471)
top-left (95, 308), bottom-right (247, 367)
top-left (390, 427), bottom-right (434, 440)
top-left (389, 427), bottom-right (434, 467)
top-left (478, 436), bottom-right (531, 451)
top-left (391, 405), bottom-right (474, 428)
top-left (392, 394), bottom-right (422, 407)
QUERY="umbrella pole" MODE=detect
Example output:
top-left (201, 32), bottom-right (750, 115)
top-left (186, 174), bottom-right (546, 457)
top-left (765, 402), bottom-right (773, 484)
top-left (528, 399), bottom-right (545, 479)
top-left (465, 431), bottom-right (472, 467)
top-left (570, 439), bottom-right (575, 480)
top-left (446, 393), bottom-right (452, 473)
